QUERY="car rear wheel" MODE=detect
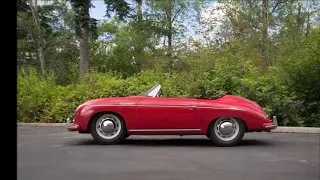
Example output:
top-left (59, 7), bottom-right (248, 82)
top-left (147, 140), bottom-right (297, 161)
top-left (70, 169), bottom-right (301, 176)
top-left (89, 113), bottom-right (127, 145)
top-left (207, 117), bottom-right (245, 147)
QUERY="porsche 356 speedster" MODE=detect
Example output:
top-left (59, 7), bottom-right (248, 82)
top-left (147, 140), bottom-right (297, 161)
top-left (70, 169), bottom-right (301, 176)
top-left (66, 83), bottom-right (277, 146)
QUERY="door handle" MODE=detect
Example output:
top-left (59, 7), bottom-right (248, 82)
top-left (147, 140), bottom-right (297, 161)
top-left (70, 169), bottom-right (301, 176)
top-left (187, 106), bottom-right (198, 109)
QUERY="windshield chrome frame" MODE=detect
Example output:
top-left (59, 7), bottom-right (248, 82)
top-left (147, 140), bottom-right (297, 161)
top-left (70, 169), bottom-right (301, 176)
top-left (141, 84), bottom-right (161, 97)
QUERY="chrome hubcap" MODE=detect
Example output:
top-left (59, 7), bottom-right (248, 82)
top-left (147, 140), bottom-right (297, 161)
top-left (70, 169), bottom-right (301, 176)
top-left (214, 117), bottom-right (239, 141)
top-left (101, 120), bottom-right (115, 134)
top-left (96, 115), bottom-right (121, 139)
top-left (219, 122), bottom-right (234, 135)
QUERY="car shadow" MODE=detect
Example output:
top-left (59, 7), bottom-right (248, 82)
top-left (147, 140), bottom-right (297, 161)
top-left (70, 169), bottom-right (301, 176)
top-left (69, 138), bottom-right (274, 147)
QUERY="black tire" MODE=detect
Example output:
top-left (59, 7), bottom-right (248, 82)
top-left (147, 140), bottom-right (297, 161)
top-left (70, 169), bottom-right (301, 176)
top-left (89, 113), bottom-right (127, 145)
top-left (207, 117), bottom-right (245, 147)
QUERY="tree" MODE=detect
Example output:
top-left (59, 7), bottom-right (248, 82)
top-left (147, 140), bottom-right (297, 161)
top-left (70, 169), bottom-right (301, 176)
top-left (68, 0), bottom-right (131, 76)
top-left (68, 0), bottom-right (91, 77)
top-left (129, 0), bottom-right (158, 72)
top-left (200, 0), bottom-right (289, 68)
top-left (17, 0), bottom-right (75, 75)
top-left (17, 0), bottom-right (47, 74)
top-left (146, 0), bottom-right (194, 75)
top-left (233, 0), bottom-right (287, 67)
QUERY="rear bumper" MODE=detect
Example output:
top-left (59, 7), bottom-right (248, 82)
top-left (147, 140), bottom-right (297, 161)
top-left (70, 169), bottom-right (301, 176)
top-left (66, 118), bottom-right (80, 131)
top-left (262, 116), bottom-right (278, 131)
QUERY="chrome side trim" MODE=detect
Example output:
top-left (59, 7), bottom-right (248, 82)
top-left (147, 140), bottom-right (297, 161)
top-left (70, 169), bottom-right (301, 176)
top-left (187, 105), bottom-right (198, 109)
top-left (119, 103), bottom-right (137, 105)
top-left (89, 104), bottom-right (241, 110)
top-left (128, 129), bottom-right (201, 132)
top-left (201, 107), bottom-right (243, 110)
top-left (90, 104), bottom-right (196, 108)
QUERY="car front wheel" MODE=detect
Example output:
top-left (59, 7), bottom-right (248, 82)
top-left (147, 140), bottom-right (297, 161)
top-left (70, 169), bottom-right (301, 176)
top-left (207, 117), bottom-right (245, 147)
top-left (89, 113), bottom-right (127, 145)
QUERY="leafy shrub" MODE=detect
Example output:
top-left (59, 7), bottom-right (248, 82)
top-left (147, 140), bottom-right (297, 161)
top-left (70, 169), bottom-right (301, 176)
top-left (17, 67), bottom-right (56, 123)
top-left (17, 63), bottom-right (319, 126)
top-left (277, 28), bottom-right (320, 127)
top-left (271, 101), bottom-right (305, 126)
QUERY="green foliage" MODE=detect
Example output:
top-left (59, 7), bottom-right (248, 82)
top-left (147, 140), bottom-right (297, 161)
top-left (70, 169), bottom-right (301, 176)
top-left (104, 0), bottom-right (131, 20)
top-left (15, 65), bottom-right (302, 126)
top-left (68, 0), bottom-right (92, 37)
top-left (17, 67), bottom-right (56, 123)
top-left (272, 101), bottom-right (305, 127)
top-left (278, 28), bottom-right (320, 127)
top-left (17, 0), bottom-right (320, 127)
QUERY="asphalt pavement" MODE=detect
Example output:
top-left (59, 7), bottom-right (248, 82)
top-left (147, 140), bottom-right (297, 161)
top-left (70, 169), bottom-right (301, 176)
top-left (18, 126), bottom-right (320, 180)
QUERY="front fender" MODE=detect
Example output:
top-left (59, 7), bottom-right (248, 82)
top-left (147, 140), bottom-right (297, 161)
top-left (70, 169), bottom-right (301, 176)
top-left (74, 104), bottom-right (136, 132)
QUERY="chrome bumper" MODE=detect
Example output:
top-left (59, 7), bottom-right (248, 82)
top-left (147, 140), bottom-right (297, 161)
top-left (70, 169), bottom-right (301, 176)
top-left (66, 118), bottom-right (71, 125)
top-left (264, 116), bottom-right (278, 130)
top-left (66, 118), bottom-right (79, 131)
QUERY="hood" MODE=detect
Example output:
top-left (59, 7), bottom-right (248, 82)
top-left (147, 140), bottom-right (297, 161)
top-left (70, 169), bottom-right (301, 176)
top-left (83, 96), bottom-right (142, 106)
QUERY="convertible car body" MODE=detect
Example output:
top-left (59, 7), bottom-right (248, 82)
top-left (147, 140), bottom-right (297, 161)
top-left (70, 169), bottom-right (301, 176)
top-left (66, 84), bottom-right (278, 146)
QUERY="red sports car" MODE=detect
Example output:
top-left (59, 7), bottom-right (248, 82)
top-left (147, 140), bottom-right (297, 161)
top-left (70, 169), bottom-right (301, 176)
top-left (66, 83), bottom-right (278, 146)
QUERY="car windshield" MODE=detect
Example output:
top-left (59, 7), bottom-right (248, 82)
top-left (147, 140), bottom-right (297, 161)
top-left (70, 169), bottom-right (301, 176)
top-left (141, 84), bottom-right (161, 97)
top-left (139, 83), bottom-right (226, 99)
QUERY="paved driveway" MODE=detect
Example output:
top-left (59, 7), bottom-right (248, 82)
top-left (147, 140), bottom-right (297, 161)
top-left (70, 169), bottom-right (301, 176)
top-left (18, 126), bottom-right (320, 180)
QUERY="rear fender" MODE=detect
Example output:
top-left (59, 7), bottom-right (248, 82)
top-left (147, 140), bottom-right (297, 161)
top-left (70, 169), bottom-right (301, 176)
top-left (199, 108), bottom-right (269, 133)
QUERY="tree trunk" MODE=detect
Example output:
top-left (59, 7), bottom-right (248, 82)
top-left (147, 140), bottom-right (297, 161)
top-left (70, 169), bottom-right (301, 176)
top-left (297, 1), bottom-right (302, 38)
top-left (79, 2), bottom-right (90, 77)
top-left (38, 46), bottom-right (46, 75)
top-left (30, 0), bottom-right (46, 75)
top-left (137, 0), bottom-right (142, 22)
top-left (166, 0), bottom-right (173, 76)
top-left (168, 25), bottom-right (172, 53)
top-left (262, 0), bottom-right (271, 67)
top-left (79, 26), bottom-right (89, 77)
top-left (306, 12), bottom-right (310, 37)
top-left (167, 29), bottom-right (173, 76)
top-left (134, 0), bottom-right (143, 72)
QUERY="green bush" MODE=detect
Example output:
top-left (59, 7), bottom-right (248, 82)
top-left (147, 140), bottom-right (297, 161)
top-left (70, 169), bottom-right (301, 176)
top-left (277, 28), bottom-right (320, 127)
top-left (17, 67), bottom-right (56, 123)
top-left (17, 64), bottom-right (319, 126)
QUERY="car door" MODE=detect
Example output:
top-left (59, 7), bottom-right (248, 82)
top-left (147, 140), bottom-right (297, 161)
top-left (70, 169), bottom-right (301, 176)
top-left (133, 97), bottom-right (200, 131)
